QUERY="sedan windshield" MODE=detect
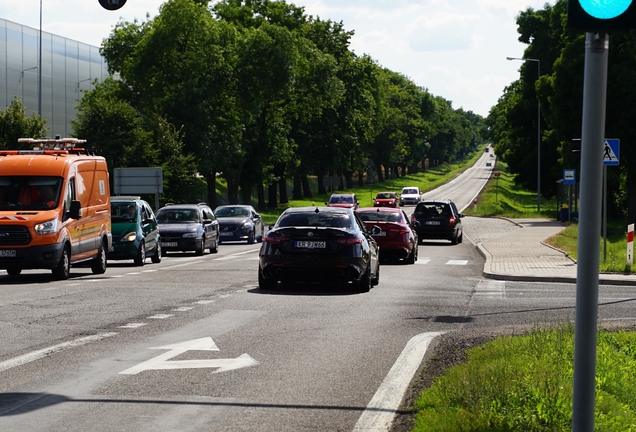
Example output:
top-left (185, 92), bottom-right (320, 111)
top-left (215, 206), bottom-right (249, 218)
top-left (157, 209), bottom-right (199, 223)
top-left (278, 212), bottom-right (352, 228)
top-left (358, 212), bottom-right (403, 223)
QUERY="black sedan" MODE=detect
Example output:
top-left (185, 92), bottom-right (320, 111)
top-left (410, 199), bottom-right (464, 245)
top-left (258, 206), bottom-right (380, 292)
top-left (214, 205), bottom-right (264, 244)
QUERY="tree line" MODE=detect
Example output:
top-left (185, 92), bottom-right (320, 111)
top-left (1, 0), bottom-right (484, 210)
top-left (485, 0), bottom-right (636, 221)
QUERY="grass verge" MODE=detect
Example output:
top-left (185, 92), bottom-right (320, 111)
top-left (411, 324), bottom-right (636, 431)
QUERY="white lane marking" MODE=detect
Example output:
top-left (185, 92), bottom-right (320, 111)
top-left (0, 332), bottom-right (118, 373)
top-left (475, 280), bottom-right (506, 297)
top-left (142, 269), bottom-right (158, 273)
top-left (172, 307), bottom-right (194, 312)
top-left (111, 275), bottom-right (124, 278)
top-left (447, 260), bottom-right (468, 266)
top-left (353, 332), bottom-right (445, 431)
top-left (195, 300), bottom-right (215, 304)
top-left (161, 259), bottom-right (206, 270)
top-left (147, 314), bottom-right (174, 319)
top-left (127, 272), bottom-right (142, 275)
top-left (214, 248), bottom-right (260, 261)
top-left (415, 259), bottom-right (431, 265)
top-left (119, 323), bottom-right (147, 329)
top-left (119, 337), bottom-right (258, 375)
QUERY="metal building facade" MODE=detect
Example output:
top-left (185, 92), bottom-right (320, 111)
top-left (0, 18), bottom-right (109, 138)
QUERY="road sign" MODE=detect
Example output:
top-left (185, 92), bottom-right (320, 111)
top-left (563, 169), bottom-right (576, 185)
top-left (119, 337), bottom-right (258, 375)
top-left (603, 139), bottom-right (620, 166)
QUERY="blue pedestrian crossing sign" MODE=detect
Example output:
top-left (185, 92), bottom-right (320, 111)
top-left (603, 139), bottom-right (620, 166)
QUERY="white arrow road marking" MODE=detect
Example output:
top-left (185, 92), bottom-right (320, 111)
top-left (119, 337), bottom-right (258, 375)
top-left (353, 332), bottom-right (445, 432)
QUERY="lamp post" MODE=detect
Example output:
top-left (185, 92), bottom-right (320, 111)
top-left (507, 56), bottom-right (541, 212)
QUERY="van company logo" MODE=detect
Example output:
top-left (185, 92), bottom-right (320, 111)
top-left (307, 232), bottom-right (314, 237)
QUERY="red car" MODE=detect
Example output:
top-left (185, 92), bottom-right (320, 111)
top-left (326, 193), bottom-right (359, 210)
top-left (356, 207), bottom-right (419, 264)
top-left (373, 191), bottom-right (399, 208)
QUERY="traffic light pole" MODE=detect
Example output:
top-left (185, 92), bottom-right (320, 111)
top-left (572, 32), bottom-right (608, 432)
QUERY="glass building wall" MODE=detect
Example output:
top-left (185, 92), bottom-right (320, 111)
top-left (0, 18), bottom-right (109, 138)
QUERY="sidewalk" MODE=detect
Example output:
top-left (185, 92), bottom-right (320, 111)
top-left (474, 218), bottom-right (636, 286)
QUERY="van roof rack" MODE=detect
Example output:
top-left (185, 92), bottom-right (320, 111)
top-left (18, 137), bottom-right (87, 150)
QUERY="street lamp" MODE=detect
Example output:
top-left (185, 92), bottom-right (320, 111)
top-left (507, 56), bottom-right (541, 212)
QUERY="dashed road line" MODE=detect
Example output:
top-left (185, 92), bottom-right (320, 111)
top-left (147, 314), bottom-right (174, 319)
top-left (118, 323), bottom-right (147, 329)
top-left (0, 332), bottom-right (118, 373)
top-left (172, 307), bottom-right (194, 312)
top-left (447, 260), bottom-right (469, 266)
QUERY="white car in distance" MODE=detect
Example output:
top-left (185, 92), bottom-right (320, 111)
top-left (399, 186), bottom-right (421, 206)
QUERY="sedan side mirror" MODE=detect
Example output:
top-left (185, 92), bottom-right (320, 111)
top-left (370, 225), bottom-right (382, 235)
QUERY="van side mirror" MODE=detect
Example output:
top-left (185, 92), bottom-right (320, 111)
top-left (69, 200), bottom-right (82, 219)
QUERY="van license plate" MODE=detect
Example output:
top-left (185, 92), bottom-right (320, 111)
top-left (425, 221), bottom-right (441, 225)
top-left (0, 249), bottom-right (16, 257)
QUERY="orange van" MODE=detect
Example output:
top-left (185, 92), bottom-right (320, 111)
top-left (0, 138), bottom-right (112, 279)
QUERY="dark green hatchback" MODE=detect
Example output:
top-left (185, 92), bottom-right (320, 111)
top-left (109, 196), bottom-right (161, 266)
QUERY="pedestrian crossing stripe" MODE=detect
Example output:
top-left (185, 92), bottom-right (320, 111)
top-left (415, 259), bottom-right (469, 265)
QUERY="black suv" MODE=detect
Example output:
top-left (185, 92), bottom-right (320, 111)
top-left (156, 203), bottom-right (220, 255)
top-left (410, 199), bottom-right (464, 245)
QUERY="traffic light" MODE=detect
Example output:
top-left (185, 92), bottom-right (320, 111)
top-left (568, 0), bottom-right (636, 31)
top-left (98, 0), bottom-right (126, 11)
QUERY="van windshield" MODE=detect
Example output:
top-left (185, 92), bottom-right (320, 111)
top-left (0, 176), bottom-right (62, 211)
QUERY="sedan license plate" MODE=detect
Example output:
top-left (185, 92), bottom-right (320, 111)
top-left (296, 241), bottom-right (326, 249)
top-left (161, 242), bottom-right (178, 247)
top-left (220, 232), bottom-right (234, 237)
top-left (0, 249), bottom-right (16, 257)
top-left (373, 231), bottom-right (386, 236)
top-left (425, 221), bottom-right (441, 225)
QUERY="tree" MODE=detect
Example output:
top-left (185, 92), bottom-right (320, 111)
top-left (0, 98), bottom-right (47, 149)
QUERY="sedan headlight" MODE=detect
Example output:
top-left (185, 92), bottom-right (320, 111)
top-left (120, 232), bottom-right (137, 242)
top-left (182, 232), bottom-right (199, 238)
top-left (35, 218), bottom-right (58, 235)
top-left (241, 222), bottom-right (253, 232)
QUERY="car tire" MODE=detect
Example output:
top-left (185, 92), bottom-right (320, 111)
top-left (451, 234), bottom-right (458, 245)
top-left (91, 241), bottom-right (107, 274)
top-left (53, 245), bottom-right (71, 280)
top-left (258, 269), bottom-right (277, 289)
top-left (210, 236), bottom-right (219, 254)
top-left (151, 241), bottom-right (162, 263)
top-left (134, 241), bottom-right (146, 266)
top-left (6, 267), bottom-right (21, 276)
top-left (195, 239), bottom-right (205, 256)
top-left (355, 267), bottom-right (371, 293)
top-left (371, 264), bottom-right (380, 286)
top-left (406, 244), bottom-right (417, 264)
top-left (248, 230), bottom-right (255, 244)
top-left (458, 232), bottom-right (463, 244)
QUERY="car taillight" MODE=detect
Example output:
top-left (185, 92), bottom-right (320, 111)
top-left (333, 237), bottom-right (363, 246)
top-left (411, 214), bottom-right (416, 223)
top-left (449, 216), bottom-right (456, 226)
top-left (398, 228), bottom-right (409, 235)
top-left (264, 234), bottom-right (289, 245)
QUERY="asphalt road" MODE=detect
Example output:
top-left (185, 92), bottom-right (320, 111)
top-left (2, 152), bottom-right (635, 431)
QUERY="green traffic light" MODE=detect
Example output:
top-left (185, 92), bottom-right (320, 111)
top-left (580, 0), bottom-right (632, 19)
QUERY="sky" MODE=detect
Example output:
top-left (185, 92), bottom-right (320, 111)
top-left (1, 0), bottom-right (552, 118)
